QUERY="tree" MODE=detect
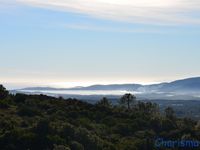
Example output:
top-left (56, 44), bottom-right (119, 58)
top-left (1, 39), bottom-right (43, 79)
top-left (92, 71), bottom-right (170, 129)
top-left (0, 85), bottom-right (8, 100)
top-left (137, 102), bottom-right (159, 115)
top-left (195, 121), bottom-right (200, 130)
top-left (165, 107), bottom-right (175, 120)
top-left (96, 97), bottom-right (112, 108)
top-left (14, 93), bottom-right (26, 103)
top-left (119, 93), bottom-right (136, 110)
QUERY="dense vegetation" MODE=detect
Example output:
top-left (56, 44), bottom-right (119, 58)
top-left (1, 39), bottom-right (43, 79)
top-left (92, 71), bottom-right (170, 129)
top-left (149, 100), bottom-right (200, 120)
top-left (0, 85), bottom-right (200, 150)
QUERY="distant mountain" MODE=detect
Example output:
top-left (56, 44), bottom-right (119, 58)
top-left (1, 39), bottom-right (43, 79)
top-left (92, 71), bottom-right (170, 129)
top-left (159, 77), bottom-right (200, 93)
top-left (19, 77), bottom-right (200, 93)
top-left (70, 84), bottom-right (142, 91)
top-left (20, 84), bottom-right (142, 91)
top-left (14, 77), bottom-right (200, 100)
top-left (20, 87), bottom-right (61, 91)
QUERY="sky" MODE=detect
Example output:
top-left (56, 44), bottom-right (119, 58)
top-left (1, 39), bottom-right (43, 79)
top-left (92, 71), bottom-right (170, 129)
top-left (0, 0), bottom-right (200, 89)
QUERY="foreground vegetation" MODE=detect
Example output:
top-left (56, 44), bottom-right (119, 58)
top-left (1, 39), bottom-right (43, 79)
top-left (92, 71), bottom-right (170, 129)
top-left (0, 85), bottom-right (200, 150)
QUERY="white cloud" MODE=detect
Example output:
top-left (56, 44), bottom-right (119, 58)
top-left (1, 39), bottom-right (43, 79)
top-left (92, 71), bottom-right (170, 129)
top-left (61, 22), bottom-right (169, 33)
top-left (12, 0), bottom-right (200, 25)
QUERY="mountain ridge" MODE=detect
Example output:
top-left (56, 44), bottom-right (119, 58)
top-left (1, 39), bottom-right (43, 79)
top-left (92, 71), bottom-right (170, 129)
top-left (18, 77), bottom-right (200, 93)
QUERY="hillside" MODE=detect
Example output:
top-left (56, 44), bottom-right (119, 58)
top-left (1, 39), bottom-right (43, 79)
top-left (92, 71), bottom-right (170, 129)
top-left (1, 85), bottom-right (200, 150)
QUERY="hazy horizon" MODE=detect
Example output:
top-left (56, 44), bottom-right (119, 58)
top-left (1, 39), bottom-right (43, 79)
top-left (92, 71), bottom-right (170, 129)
top-left (2, 76), bottom-right (200, 90)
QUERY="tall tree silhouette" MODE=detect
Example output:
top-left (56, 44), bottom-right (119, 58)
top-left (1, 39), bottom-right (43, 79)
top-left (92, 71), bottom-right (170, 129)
top-left (96, 97), bottom-right (112, 107)
top-left (165, 107), bottom-right (175, 120)
top-left (119, 93), bottom-right (136, 110)
top-left (0, 85), bottom-right (8, 99)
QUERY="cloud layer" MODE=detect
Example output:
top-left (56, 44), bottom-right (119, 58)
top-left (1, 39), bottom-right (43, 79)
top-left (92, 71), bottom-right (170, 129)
top-left (12, 0), bottom-right (200, 25)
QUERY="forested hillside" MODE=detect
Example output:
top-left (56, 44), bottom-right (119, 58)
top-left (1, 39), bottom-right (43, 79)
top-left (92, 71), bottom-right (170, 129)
top-left (0, 85), bottom-right (200, 150)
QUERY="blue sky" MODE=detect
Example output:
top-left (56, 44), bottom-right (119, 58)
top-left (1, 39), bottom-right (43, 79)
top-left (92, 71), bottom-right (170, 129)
top-left (0, 0), bottom-right (200, 89)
